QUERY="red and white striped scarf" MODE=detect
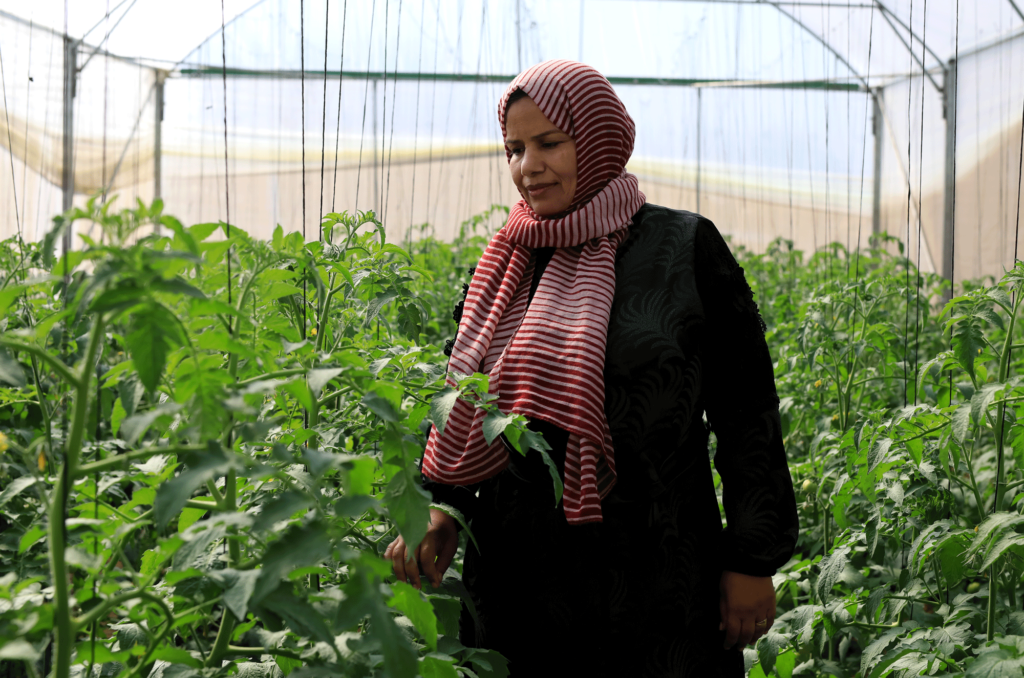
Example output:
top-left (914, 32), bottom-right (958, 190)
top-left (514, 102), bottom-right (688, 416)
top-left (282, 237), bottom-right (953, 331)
top-left (421, 60), bottom-right (646, 524)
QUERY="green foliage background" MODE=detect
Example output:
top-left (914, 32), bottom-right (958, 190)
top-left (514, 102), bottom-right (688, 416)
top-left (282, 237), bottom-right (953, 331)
top-left (3, 199), bottom-right (1024, 677)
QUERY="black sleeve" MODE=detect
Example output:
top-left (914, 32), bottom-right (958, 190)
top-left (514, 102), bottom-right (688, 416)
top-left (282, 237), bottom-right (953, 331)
top-left (694, 218), bottom-right (799, 578)
top-left (419, 460), bottom-right (480, 529)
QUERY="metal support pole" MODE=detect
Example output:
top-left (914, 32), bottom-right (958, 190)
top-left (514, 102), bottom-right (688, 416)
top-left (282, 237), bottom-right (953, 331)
top-left (941, 61), bottom-right (957, 294)
top-left (696, 88), bottom-right (702, 215)
top-left (871, 88), bottom-right (884, 237)
top-left (61, 37), bottom-right (76, 256)
top-left (154, 71), bottom-right (165, 211)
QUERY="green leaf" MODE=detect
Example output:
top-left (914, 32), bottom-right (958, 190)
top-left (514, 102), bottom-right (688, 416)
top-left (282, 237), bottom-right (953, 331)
top-left (178, 507), bottom-right (208, 533)
top-left (952, 404), bottom-right (972, 443)
top-left (756, 632), bottom-right (788, 676)
top-left (926, 622), bottom-right (971, 655)
top-left (775, 649), bottom-right (796, 678)
top-left (937, 535), bottom-right (969, 587)
top-left (816, 545), bottom-right (850, 602)
top-left (251, 522), bottom-right (332, 605)
top-left (154, 442), bottom-right (234, 528)
top-left (368, 598), bottom-right (418, 678)
top-left (257, 583), bottom-right (337, 647)
top-left (380, 243), bottom-right (413, 263)
top-left (216, 568), bottom-right (261, 620)
top-left (18, 525), bottom-right (46, 554)
top-left (385, 468), bottom-right (432, 563)
top-left (127, 302), bottom-right (180, 393)
top-left (120, 402), bottom-right (180, 446)
top-left (307, 367), bottom-right (343, 397)
top-left (389, 581), bottom-right (439, 650)
top-left (264, 282), bottom-right (303, 301)
top-left (0, 639), bottom-right (41, 662)
top-left (538, 450), bottom-right (564, 506)
top-left (868, 437), bottom-right (893, 472)
top-left (965, 649), bottom-right (1024, 677)
top-left (953, 319), bottom-right (985, 384)
top-left (365, 290), bottom-right (400, 326)
top-left (111, 397), bottom-right (127, 437)
top-left (428, 386), bottom-right (460, 436)
top-left (420, 656), bottom-right (459, 678)
top-left (0, 349), bottom-right (26, 387)
top-left (481, 409), bottom-right (515, 446)
top-left (282, 378), bottom-right (315, 414)
top-left (362, 389), bottom-right (401, 422)
top-left (252, 491), bottom-right (312, 532)
top-left (0, 476), bottom-right (39, 509)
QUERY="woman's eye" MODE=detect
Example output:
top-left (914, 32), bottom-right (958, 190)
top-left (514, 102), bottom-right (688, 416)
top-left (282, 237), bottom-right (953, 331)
top-left (509, 147), bottom-right (523, 156)
top-left (542, 141), bottom-right (560, 148)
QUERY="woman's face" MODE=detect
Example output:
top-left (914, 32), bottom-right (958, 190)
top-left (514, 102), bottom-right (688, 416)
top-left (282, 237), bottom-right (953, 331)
top-left (504, 96), bottom-right (578, 217)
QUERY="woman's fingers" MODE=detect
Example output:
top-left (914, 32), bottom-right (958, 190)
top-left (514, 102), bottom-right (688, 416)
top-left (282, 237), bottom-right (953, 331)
top-left (723, 610), bottom-right (742, 650)
top-left (435, 530), bottom-right (460, 582)
top-left (403, 545), bottom-right (422, 590)
top-left (418, 539), bottom-right (440, 589)
top-left (752, 612), bottom-right (770, 643)
top-left (389, 537), bottom-right (409, 583)
top-left (736, 616), bottom-right (755, 649)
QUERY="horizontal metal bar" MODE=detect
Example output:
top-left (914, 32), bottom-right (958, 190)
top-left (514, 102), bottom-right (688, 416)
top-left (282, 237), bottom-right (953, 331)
top-left (176, 67), bottom-right (864, 91)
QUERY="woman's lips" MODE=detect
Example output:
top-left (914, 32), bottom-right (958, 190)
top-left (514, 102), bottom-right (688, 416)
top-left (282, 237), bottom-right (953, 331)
top-left (527, 183), bottom-right (556, 196)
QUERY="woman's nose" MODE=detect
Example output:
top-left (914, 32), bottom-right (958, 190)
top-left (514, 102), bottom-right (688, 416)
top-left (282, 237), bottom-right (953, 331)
top-left (520, 147), bottom-right (544, 175)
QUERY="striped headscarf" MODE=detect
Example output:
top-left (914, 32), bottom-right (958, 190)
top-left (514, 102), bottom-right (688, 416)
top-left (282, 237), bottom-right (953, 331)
top-left (421, 60), bottom-right (646, 524)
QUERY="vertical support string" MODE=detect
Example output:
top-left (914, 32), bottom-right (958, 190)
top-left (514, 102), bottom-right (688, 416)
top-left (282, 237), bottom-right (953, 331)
top-left (354, 0), bottom-right (378, 216)
top-left (854, 7), bottom-right (875, 289)
top-left (384, 0), bottom-right (404, 230)
top-left (221, 0), bottom-right (231, 310)
top-left (319, 0), bottom-right (330, 237)
top-left (331, 0), bottom-right (349, 213)
top-left (300, 0), bottom-right (307, 340)
top-left (913, 0), bottom-right (928, 405)
top-left (902, 0), bottom-right (914, 409)
top-left (407, 0), bottom-right (427, 250)
top-left (0, 30), bottom-right (21, 239)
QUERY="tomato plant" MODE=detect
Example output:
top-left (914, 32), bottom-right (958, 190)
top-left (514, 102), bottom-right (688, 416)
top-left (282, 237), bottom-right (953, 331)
top-left (0, 197), bottom-right (516, 678)
top-left (5, 196), bottom-right (1024, 678)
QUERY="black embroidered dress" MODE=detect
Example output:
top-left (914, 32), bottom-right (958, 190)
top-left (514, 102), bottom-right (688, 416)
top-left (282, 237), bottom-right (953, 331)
top-left (425, 204), bottom-right (799, 677)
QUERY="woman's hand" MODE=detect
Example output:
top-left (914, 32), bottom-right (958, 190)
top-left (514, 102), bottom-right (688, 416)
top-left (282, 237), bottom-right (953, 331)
top-left (719, 570), bottom-right (776, 650)
top-left (384, 508), bottom-right (459, 590)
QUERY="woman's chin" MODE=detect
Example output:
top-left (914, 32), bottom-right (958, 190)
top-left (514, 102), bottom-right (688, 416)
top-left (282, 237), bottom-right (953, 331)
top-left (528, 199), bottom-right (571, 218)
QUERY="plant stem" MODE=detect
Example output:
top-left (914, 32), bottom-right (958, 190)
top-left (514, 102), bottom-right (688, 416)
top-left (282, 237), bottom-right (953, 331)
top-left (74, 444), bottom-right (205, 477)
top-left (206, 469), bottom-right (240, 667)
top-left (0, 337), bottom-right (80, 387)
top-left (988, 292), bottom-right (1019, 641)
top-left (48, 467), bottom-right (73, 678)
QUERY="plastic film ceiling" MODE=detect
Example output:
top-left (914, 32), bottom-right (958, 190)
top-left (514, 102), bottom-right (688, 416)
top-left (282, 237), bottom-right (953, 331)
top-left (0, 0), bottom-right (1022, 284)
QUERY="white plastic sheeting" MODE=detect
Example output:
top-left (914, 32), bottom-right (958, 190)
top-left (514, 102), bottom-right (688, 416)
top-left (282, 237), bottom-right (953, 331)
top-left (1, 0), bottom-right (1022, 284)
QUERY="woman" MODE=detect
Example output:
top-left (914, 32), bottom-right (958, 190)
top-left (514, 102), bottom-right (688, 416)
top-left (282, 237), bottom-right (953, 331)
top-left (385, 60), bottom-right (799, 677)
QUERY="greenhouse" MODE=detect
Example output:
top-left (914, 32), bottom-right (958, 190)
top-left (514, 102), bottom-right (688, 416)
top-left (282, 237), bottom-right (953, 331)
top-left (2, 0), bottom-right (1024, 677)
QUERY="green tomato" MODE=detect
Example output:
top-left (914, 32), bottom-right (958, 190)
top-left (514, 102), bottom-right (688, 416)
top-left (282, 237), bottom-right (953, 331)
top-left (801, 478), bottom-right (818, 494)
top-left (967, 582), bottom-right (981, 594)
